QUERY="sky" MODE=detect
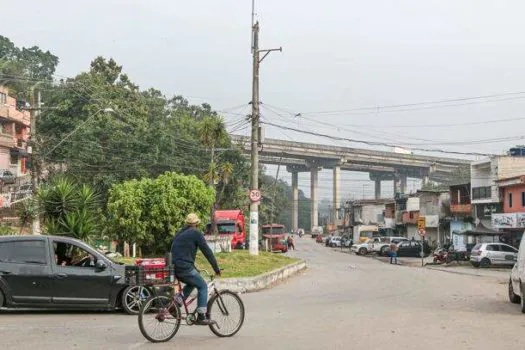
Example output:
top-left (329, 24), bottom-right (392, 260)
top-left (4, 0), bottom-right (525, 201)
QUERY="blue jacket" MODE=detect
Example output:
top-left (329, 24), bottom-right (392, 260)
top-left (170, 227), bottom-right (220, 274)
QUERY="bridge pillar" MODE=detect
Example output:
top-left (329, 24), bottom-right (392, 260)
top-left (333, 165), bottom-right (341, 222)
top-left (400, 175), bottom-right (407, 194)
top-left (374, 179), bottom-right (381, 199)
top-left (291, 171), bottom-right (299, 233)
top-left (311, 167), bottom-right (319, 229)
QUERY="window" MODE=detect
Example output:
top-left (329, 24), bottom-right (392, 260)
top-left (0, 92), bottom-right (6, 104)
top-left (0, 240), bottom-right (47, 264)
top-left (509, 193), bottom-right (513, 208)
top-left (53, 241), bottom-right (97, 268)
top-left (500, 245), bottom-right (518, 253)
top-left (486, 244), bottom-right (500, 251)
top-left (472, 186), bottom-right (491, 200)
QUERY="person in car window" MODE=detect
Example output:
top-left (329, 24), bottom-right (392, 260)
top-left (170, 213), bottom-right (221, 326)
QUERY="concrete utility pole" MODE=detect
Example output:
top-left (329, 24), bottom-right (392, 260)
top-left (29, 88), bottom-right (41, 235)
top-left (248, 20), bottom-right (281, 256)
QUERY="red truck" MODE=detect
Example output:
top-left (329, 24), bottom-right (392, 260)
top-left (214, 210), bottom-right (246, 249)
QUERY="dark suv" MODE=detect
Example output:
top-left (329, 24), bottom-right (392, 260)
top-left (0, 235), bottom-right (130, 312)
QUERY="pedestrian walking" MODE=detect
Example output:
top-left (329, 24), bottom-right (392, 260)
top-left (389, 242), bottom-right (398, 264)
top-left (287, 235), bottom-right (295, 251)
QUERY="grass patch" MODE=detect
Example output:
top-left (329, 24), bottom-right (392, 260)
top-left (196, 250), bottom-right (299, 278)
top-left (114, 251), bottom-right (298, 278)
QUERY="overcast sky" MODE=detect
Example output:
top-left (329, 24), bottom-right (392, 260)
top-left (4, 0), bottom-right (525, 201)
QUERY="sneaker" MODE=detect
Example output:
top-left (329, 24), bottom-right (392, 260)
top-left (195, 313), bottom-right (216, 326)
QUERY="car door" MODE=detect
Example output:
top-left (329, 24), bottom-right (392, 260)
top-left (410, 241), bottom-right (422, 257)
top-left (50, 239), bottom-right (113, 306)
top-left (397, 241), bottom-right (410, 256)
top-left (0, 239), bottom-right (53, 304)
top-left (500, 244), bottom-right (518, 265)
top-left (485, 244), bottom-right (501, 264)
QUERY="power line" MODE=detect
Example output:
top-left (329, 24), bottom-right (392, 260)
top-left (260, 120), bottom-right (492, 157)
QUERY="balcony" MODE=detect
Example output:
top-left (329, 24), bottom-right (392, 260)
top-left (0, 133), bottom-right (14, 148)
top-left (402, 211), bottom-right (419, 224)
top-left (450, 204), bottom-right (472, 214)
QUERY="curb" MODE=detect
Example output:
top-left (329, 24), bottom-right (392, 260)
top-left (425, 266), bottom-right (509, 281)
top-left (215, 260), bottom-right (307, 293)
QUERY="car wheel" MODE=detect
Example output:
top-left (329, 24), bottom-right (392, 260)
top-left (380, 246), bottom-right (388, 256)
top-left (358, 248), bottom-right (367, 256)
top-left (122, 286), bottom-right (152, 315)
top-left (509, 279), bottom-right (521, 304)
top-left (0, 289), bottom-right (4, 308)
top-left (480, 258), bottom-right (491, 268)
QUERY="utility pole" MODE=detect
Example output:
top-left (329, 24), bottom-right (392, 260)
top-left (29, 88), bottom-right (41, 235)
top-left (248, 20), bottom-right (281, 256)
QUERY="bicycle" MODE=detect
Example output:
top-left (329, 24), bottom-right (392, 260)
top-left (126, 265), bottom-right (245, 343)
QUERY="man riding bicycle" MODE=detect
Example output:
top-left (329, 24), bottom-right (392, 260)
top-left (170, 213), bottom-right (221, 325)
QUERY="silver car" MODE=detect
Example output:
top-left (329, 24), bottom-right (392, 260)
top-left (470, 243), bottom-right (517, 268)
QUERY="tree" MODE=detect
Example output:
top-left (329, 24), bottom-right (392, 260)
top-left (37, 176), bottom-right (102, 242)
top-left (106, 172), bottom-right (215, 255)
top-left (198, 116), bottom-right (230, 234)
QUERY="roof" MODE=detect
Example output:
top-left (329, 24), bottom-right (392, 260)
top-left (453, 222), bottom-right (501, 236)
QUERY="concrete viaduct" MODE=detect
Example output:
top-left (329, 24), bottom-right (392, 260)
top-left (231, 135), bottom-right (470, 232)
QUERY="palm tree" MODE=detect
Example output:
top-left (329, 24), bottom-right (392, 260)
top-left (198, 116), bottom-right (229, 234)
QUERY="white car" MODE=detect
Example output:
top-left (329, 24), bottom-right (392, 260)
top-left (328, 236), bottom-right (342, 247)
top-left (510, 236), bottom-right (525, 312)
top-left (470, 243), bottom-right (517, 268)
top-left (369, 236), bottom-right (408, 256)
top-left (351, 239), bottom-right (373, 255)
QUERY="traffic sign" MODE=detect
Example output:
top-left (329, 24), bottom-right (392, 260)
top-left (417, 216), bottom-right (426, 231)
top-left (248, 189), bottom-right (261, 203)
top-left (418, 229), bottom-right (426, 236)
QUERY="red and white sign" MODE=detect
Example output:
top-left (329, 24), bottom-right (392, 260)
top-left (249, 189), bottom-right (261, 203)
top-left (418, 229), bottom-right (426, 236)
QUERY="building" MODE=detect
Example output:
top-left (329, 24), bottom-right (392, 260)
top-left (346, 199), bottom-right (397, 241)
top-left (493, 175), bottom-right (525, 246)
top-left (0, 86), bottom-right (30, 178)
top-left (470, 155), bottom-right (525, 228)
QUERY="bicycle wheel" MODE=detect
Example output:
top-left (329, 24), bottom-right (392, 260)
top-left (207, 290), bottom-right (245, 337)
top-left (138, 296), bottom-right (181, 343)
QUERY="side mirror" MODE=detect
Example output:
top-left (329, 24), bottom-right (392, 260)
top-left (96, 260), bottom-right (107, 271)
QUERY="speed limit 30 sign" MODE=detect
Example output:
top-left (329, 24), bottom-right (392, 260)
top-left (249, 189), bottom-right (261, 203)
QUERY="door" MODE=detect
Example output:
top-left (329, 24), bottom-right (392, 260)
top-left (500, 244), bottom-right (518, 265)
top-left (397, 241), bottom-right (411, 257)
top-left (485, 244), bottom-right (501, 264)
top-left (50, 240), bottom-right (113, 305)
top-left (0, 239), bottom-right (53, 304)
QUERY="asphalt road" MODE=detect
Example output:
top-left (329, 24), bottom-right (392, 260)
top-left (1, 238), bottom-right (523, 350)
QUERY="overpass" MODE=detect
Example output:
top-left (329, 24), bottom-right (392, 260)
top-left (231, 135), bottom-right (471, 232)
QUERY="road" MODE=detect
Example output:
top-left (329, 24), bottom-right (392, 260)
top-left (1, 238), bottom-right (523, 350)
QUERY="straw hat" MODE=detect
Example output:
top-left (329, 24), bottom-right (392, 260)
top-left (185, 213), bottom-right (201, 225)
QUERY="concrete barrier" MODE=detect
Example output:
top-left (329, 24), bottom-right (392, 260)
top-left (216, 260), bottom-right (307, 293)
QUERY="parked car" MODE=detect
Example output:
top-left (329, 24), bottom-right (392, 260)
top-left (508, 262), bottom-right (521, 306)
top-left (341, 236), bottom-right (353, 248)
top-left (470, 243), bottom-right (517, 268)
top-left (396, 240), bottom-right (431, 258)
top-left (510, 236), bottom-right (525, 311)
top-left (328, 236), bottom-right (342, 247)
top-left (0, 235), bottom-right (137, 313)
top-left (369, 236), bottom-right (408, 256)
top-left (351, 239), bottom-right (373, 255)
top-left (0, 170), bottom-right (16, 185)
